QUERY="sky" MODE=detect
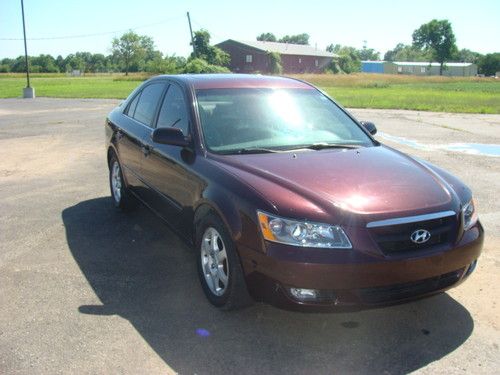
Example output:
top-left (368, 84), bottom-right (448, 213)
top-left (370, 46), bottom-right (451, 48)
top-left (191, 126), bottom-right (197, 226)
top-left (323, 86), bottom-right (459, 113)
top-left (1, 0), bottom-right (499, 59)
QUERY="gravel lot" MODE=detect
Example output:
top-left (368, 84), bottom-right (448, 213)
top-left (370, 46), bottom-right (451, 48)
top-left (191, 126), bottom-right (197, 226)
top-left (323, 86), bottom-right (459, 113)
top-left (0, 98), bottom-right (499, 374)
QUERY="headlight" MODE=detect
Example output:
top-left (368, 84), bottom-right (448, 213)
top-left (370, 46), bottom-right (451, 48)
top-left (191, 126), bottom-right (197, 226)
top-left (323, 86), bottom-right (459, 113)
top-left (462, 199), bottom-right (478, 231)
top-left (257, 211), bottom-right (352, 249)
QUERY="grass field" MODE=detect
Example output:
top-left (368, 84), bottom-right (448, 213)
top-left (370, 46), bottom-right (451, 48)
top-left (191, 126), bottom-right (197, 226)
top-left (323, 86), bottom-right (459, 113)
top-left (0, 74), bottom-right (139, 100)
top-left (1, 73), bottom-right (499, 113)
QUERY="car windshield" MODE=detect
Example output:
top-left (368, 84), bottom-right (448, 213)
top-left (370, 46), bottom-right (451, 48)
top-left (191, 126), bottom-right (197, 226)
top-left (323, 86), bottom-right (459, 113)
top-left (196, 88), bottom-right (373, 154)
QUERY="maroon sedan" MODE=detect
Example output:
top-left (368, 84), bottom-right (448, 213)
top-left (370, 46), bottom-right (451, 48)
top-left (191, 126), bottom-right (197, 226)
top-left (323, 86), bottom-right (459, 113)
top-left (105, 74), bottom-right (483, 310)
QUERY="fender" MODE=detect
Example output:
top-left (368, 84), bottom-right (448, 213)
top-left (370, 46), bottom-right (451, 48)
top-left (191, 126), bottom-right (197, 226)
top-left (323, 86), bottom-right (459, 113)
top-left (193, 187), bottom-right (242, 243)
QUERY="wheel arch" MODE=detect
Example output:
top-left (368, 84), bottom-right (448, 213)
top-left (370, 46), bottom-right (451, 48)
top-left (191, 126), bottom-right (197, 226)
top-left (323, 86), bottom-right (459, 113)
top-left (193, 197), bottom-right (242, 245)
top-left (107, 145), bottom-right (118, 167)
top-left (107, 144), bottom-right (130, 188)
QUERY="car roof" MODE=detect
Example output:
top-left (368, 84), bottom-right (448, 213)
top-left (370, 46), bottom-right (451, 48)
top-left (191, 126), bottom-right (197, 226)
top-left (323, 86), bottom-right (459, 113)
top-left (155, 74), bottom-right (314, 90)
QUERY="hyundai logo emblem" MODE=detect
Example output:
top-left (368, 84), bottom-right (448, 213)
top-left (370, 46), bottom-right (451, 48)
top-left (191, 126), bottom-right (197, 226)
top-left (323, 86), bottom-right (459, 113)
top-left (410, 229), bottom-right (431, 244)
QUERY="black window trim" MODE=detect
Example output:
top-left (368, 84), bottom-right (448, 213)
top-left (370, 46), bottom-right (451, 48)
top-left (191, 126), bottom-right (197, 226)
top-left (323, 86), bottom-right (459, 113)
top-left (151, 82), bottom-right (171, 129)
top-left (152, 80), bottom-right (192, 137)
top-left (124, 81), bottom-right (168, 128)
top-left (123, 90), bottom-right (142, 118)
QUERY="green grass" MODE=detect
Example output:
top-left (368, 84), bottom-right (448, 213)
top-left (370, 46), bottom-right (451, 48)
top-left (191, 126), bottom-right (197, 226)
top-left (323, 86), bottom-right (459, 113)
top-left (324, 86), bottom-right (499, 113)
top-left (0, 75), bottom-right (140, 99)
top-left (295, 74), bottom-right (500, 114)
top-left (1, 73), bottom-right (499, 113)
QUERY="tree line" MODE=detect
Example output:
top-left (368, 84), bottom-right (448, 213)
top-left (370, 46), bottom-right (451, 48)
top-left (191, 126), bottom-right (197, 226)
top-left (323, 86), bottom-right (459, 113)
top-left (325, 44), bottom-right (498, 75)
top-left (0, 29), bottom-right (230, 75)
top-left (1, 20), bottom-right (498, 76)
top-left (256, 20), bottom-right (499, 75)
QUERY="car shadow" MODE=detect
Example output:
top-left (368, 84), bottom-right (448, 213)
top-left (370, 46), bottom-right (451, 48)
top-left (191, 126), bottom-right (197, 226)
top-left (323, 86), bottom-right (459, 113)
top-left (62, 197), bottom-right (474, 374)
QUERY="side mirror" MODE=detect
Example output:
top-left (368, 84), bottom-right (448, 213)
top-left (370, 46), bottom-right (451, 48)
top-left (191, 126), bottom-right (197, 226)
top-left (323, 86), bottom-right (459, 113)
top-left (151, 127), bottom-right (190, 147)
top-left (360, 121), bottom-right (377, 135)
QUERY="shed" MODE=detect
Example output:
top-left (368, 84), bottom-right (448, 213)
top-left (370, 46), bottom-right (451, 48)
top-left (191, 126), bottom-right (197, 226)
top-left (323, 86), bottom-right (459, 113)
top-left (389, 62), bottom-right (477, 76)
top-left (361, 61), bottom-right (386, 73)
top-left (362, 61), bottom-right (478, 76)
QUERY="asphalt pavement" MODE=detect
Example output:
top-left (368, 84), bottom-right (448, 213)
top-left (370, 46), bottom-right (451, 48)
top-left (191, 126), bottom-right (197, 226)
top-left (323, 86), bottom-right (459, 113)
top-left (0, 98), bottom-right (498, 374)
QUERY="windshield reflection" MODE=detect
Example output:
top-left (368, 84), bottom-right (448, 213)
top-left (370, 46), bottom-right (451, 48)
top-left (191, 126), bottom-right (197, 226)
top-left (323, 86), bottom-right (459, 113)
top-left (196, 88), bottom-right (373, 154)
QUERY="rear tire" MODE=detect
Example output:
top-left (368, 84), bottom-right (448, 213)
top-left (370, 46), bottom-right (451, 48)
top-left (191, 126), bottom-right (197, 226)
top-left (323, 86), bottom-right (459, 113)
top-left (109, 154), bottom-right (135, 211)
top-left (196, 212), bottom-right (253, 310)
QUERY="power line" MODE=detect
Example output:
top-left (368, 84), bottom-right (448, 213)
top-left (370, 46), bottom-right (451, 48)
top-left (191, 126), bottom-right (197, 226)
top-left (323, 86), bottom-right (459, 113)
top-left (190, 18), bottom-right (227, 41)
top-left (0, 15), bottom-right (184, 41)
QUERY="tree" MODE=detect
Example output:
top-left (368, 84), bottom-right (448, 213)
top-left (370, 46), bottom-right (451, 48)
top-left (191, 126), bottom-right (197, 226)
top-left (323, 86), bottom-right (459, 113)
top-left (10, 56), bottom-right (30, 73)
top-left (55, 55), bottom-right (65, 72)
top-left (455, 48), bottom-right (482, 64)
top-left (87, 53), bottom-right (108, 73)
top-left (384, 43), bottom-right (431, 62)
top-left (191, 29), bottom-right (211, 59)
top-left (0, 58), bottom-right (13, 72)
top-left (358, 46), bottom-right (380, 61)
top-left (0, 53), bottom-right (120, 74)
top-left (278, 33), bottom-right (309, 45)
top-left (478, 53), bottom-right (500, 76)
top-left (190, 29), bottom-right (230, 67)
top-left (384, 43), bottom-right (403, 61)
top-left (337, 55), bottom-right (361, 73)
top-left (412, 19), bottom-right (457, 75)
top-left (207, 47), bottom-right (230, 67)
top-left (31, 54), bottom-right (59, 72)
top-left (111, 31), bottom-right (155, 75)
top-left (257, 32), bottom-right (277, 42)
top-left (183, 58), bottom-right (230, 74)
top-left (64, 53), bottom-right (86, 72)
top-left (326, 44), bottom-right (361, 73)
top-left (268, 52), bottom-right (282, 74)
top-left (145, 54), bottom-right (186, 74)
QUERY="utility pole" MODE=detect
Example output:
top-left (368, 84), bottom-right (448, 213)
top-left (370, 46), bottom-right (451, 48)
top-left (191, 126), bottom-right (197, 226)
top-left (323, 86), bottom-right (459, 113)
top-left (187, 12), bottom-right (196, 57)
top-left (21, 0), bottom-right (35, 98)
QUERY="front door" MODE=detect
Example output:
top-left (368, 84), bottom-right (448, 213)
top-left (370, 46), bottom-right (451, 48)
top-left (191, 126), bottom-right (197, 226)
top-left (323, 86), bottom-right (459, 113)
top-left (140, 82), bottom-right (200, 234)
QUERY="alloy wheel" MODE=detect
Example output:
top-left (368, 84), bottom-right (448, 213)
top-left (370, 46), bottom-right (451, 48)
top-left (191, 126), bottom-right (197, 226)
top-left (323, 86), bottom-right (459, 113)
top-left (200, 227), bottom-right (229, 296)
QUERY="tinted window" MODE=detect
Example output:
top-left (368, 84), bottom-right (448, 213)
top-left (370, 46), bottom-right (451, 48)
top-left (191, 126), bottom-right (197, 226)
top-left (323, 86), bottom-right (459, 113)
top-left (126, 92), bottom-right (140, 117)
top-left (157, 84), bottom-right (189, 135)
top-left (196, 88), bottom-right (373, 153)
top-left (133, 83), bottom-right (165, 126)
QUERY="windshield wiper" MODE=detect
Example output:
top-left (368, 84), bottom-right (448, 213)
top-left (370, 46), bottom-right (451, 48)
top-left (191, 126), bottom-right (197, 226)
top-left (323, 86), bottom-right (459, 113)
top-left (298, 143), bottom-right (361, 151)
top-left (233, 147), bottom-right (281, 154)
top-left (227, 144), bottom-right (360, 154)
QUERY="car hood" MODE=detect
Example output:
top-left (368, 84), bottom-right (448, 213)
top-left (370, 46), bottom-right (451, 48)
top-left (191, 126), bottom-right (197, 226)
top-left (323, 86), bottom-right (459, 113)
top-left (210, 146), bottom-right (461, 221)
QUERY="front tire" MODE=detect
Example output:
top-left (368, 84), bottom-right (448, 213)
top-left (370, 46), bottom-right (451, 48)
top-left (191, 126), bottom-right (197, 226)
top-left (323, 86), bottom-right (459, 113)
top-left (109, 154), bottom-right (135, 211)
top-left (196, 213), bottom-right (253, 310)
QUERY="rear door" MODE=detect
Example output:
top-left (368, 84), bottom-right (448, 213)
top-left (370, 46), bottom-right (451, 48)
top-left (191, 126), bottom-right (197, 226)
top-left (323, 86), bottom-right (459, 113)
top-left (118, 81), bottom-right (167, 195)
top-left (111, 91), bottom-right (144, 193)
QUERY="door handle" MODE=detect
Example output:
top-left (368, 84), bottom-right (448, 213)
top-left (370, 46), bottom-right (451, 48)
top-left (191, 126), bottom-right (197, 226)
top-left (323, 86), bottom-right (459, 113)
top-left (141, 145), bottom-right (151, 157)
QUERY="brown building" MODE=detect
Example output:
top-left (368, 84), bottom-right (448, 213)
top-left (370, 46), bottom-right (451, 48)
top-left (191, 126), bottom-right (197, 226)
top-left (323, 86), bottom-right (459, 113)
top-left (216, 39), bottom-right (336, 74)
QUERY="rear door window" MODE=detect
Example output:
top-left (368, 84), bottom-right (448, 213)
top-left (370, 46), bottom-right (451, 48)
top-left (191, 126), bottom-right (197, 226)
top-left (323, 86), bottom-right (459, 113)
top-left (133, 83), bottom-right (165, 126)
top-left (126, 92), bottom-right (141, 117)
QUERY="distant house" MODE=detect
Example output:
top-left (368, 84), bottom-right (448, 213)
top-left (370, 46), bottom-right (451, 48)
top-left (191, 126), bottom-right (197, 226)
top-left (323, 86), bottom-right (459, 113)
top-left (216, 39), bottom-right (336, 74)
top-left (361, 61), bottom-right (478, 77)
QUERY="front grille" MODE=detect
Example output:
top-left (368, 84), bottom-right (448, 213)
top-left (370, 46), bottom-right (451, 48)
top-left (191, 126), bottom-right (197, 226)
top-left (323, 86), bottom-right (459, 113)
top-left (359, 268), bottom-right (464, 304)
top-left (369, 215), bottom-right (458, 255)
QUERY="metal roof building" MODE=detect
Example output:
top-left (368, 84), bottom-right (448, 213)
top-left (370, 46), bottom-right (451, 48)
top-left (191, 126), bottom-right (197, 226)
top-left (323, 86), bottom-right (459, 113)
top-left (362, 61), bottom-right (478, 76)
top-left (216, 39), bottom-right (337, 74)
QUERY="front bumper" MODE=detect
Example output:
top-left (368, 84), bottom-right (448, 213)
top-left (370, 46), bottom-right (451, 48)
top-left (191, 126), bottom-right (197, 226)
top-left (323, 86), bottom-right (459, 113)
top-left (239, 223), bottom-right (483, 309)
